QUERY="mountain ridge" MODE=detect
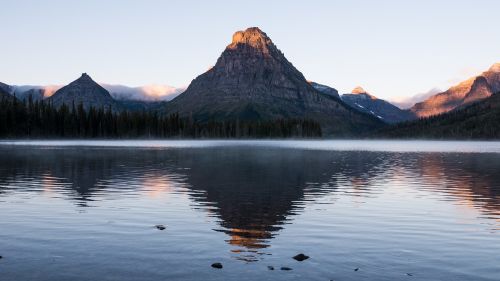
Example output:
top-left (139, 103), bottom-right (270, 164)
top-left (410, 63), bottom-right (500, 117)
top-left (381, 92), bottom-right (500, 139)
top-left (341, 87), bottom-right (415, 123)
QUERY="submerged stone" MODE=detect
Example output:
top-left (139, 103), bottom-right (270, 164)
top-left (155, 225), bottom-right (166, 230)
top-left (267, 266), bottom-right (274, 270)
top-left (292, 253), bottom-right (309, 261)
top-left (280, 267), bottom-right (292, 271)
top-left (211, 262), bottom-right (223, 269)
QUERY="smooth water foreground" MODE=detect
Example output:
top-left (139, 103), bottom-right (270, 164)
top-left (0, 140), bottom-right (499, 281)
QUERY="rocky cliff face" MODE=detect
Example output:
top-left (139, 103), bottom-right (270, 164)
top-left (164, 27), bottom-right (382, 135)
top-left (342, 87), bottom-right (415, 124)
top-left (310, 82), bottom-right (340, 99)
top-left (411, 63), bottom-right (499, 117)
top-left (48, 73), bottom-right (118, 110)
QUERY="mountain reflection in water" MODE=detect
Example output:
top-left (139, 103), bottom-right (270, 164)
top-left (0, 146), bottom-right (499, 266)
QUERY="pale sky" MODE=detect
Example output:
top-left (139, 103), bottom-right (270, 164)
top-left (1, 0), bottom-right (499, 103)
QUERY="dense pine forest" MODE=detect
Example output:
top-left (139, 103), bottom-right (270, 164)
top-left (0, 96), bottom-right (322, 138)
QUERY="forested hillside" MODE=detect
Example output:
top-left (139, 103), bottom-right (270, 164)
top-left (380, 93), bottom-right (500, 139)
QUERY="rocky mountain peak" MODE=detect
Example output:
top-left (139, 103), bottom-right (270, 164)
top-left (48, 73), bottom-right (116, 110)
top-left (225, 27), bottom-right (279, 58)
top-left (351, 86), bottom-right (376, 99)
top-left (229, 27), bottom-right (271, 48)
top-left (488, 63), bottom-right (500, 73)
top-left (192, 26), bottom-right (305, 91)
top-left (77, 73), bottom-right (94, 83)
top-left (351, 86), bottom-right (367, 94)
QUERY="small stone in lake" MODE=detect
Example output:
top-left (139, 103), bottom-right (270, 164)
top-left (292, 253), bottom-right (309, 261)
top-left (280, 267), bottom-right (292, 271)
top-left (407, 273), bottom-right (413, 276)
top-left (267, 266), bottom-right (274, 270)
top-left (0, 256), bottom-right (3, 259)
top-left (354, 268), bottom-right (359, 271)
top-left (211, 262), bottom-right (223, 269)
top-left (155, 225), bottom-right (166, 230)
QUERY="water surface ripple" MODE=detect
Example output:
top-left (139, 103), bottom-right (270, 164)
top-left (0, 141), bottom-right (499, 280)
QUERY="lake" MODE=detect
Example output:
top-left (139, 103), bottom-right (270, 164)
top-left (0, 140), bottom-right (499, 280)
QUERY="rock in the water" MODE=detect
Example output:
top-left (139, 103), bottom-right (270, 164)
top-left (280, 267), bottom-right (292, 271)
top-left (406, 273), bottom-right (413, 276)
top-left (211, 262), bottom-right (223, 269)
top-left (155, 224), bottom-right (166, 230)
top-left (267, 266), bottom-right (274, 270)
top-left (0, 255), bottom-right (3, 259)
top-left (292, 253), bottom-right (309, 261)
top-left (354, 268), bottom-right (359, 271)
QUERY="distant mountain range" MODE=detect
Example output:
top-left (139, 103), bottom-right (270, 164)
top-left (1, 26), bottom-right (499, 138)
top-left (381, 90), bottom-right (500, 139)
top-left (4, 82), bottom-right (183, 103)
top-left (410, 63), bottom-right (500, 117)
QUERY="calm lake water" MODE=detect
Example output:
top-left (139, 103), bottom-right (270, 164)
top-left (0, 140), bottom-right (499, 281)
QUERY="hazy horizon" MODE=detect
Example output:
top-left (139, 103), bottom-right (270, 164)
top-left (1, 0), bottom-right (499, 103)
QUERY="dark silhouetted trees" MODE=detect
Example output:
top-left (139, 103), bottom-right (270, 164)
top-left (0, 96), bottom-right (322, 138)
top-left (379, 92), bottom-right (500, 139)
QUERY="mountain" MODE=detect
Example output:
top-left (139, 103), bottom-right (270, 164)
top-left (380, 92), bottom-right (500, 139)
top-left (15, 88), bottom-right (45, 101)
top-left (341, 87), bottom-right (415, 123)
top-left (310, 82), bottom-right (340, 99)
top-left (118, 100), bottom-right (164, 111)
top-left (410, 63), bottom-right (500, 117)
top-left (48, 73), bottom-right (118, 110)
top-left (164, 27), bottom-right (382, 135)
top-left (0, 82), bottom-right (14, 95)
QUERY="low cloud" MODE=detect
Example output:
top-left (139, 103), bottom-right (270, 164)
top-left (390, 88), bottom-right (442, 109)
top-left (12, 83), bottom-right (185, 102)
top-left (101, 84), bottom-right (186, 102)
top-left (12, 85), bottom-right (62, 98)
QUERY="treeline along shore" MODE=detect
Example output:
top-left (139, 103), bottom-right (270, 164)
top-left (0, 96), bottom-right (322, 139)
